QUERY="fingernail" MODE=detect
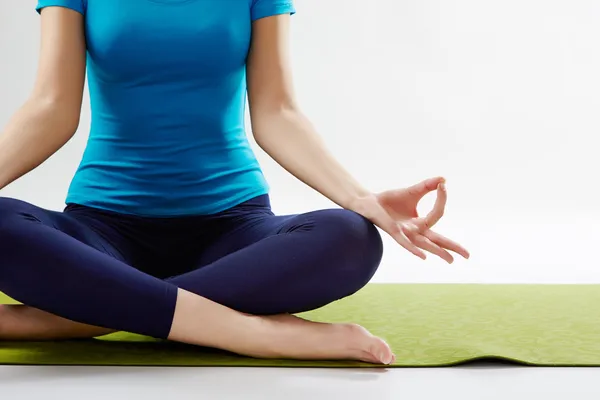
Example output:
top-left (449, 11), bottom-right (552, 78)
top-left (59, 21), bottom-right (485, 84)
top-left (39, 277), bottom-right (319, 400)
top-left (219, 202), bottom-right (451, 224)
top-left (440, 183), bottom-right (446, 190)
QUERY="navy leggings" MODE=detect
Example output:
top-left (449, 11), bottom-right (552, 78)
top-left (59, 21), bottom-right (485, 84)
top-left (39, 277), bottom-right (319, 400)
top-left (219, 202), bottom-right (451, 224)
top-left (0, 194), bottom-right (383, 339)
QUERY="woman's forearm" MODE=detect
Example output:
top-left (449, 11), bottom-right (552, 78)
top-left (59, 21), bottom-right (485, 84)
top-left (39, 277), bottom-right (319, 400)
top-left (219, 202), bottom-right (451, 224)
top-left (253, 109), bottom-right (371, 209)
top-left (0, 98), bottom-right (79, 189)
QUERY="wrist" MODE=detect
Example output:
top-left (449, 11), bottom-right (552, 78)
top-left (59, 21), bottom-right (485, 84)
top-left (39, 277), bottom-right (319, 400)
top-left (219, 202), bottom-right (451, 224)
top-left (345, 190), bottom-right (377, 215)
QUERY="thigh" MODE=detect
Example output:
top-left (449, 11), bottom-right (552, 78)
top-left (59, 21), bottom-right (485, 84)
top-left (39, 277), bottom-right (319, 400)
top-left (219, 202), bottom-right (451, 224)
top-left (168, 208), bottom-right (383, 314)
top-left (0, 197), bottom-right (126, 262)
top-left (197, 208), bottom-right (381, 267)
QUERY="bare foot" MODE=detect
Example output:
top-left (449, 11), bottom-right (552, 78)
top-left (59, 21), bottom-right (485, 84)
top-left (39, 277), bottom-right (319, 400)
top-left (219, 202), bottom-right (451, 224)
top-left (0, 304), bottom-right (395, 365)
top-left (0, 304), bottom-right (114, 340)
top-left (258, 314), bottom-right (395, 365)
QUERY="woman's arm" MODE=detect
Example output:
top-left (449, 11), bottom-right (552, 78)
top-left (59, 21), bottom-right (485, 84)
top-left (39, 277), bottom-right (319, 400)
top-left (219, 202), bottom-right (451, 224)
top-left (247, 15), bottom-right (470, 261)
top-left (246, 15), bottom-right (371, 210)
top-left (0, 7), bottom-right (86, 189)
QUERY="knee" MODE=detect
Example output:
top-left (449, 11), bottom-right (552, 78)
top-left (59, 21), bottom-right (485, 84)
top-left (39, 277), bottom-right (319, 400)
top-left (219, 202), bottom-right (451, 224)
top-left (316, 209), bottom-right (383, 285)
top-left (0, 198), bottom-right (40, 239)
top-left (0, 199), bottom-right (23, 267)
top-left (0, 198), bottom-right (24, 229)
top-left (0, 198), bottom-right (18, 230)
top-left (0, 197), bottom-right (24, 216)
top-left (334, 209), bottom-right (383, 263)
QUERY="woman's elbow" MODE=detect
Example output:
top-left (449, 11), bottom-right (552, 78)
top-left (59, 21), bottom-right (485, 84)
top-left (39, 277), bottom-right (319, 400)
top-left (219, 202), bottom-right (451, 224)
top-left (250, 105), bottom-right (300, 142)
top-left (28, 95), bottom-right (82, 135)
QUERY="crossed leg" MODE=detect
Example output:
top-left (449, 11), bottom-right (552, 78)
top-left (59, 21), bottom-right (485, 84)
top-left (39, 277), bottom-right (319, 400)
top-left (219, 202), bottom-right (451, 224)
top-left (0, 199), bottom-right (392, 363)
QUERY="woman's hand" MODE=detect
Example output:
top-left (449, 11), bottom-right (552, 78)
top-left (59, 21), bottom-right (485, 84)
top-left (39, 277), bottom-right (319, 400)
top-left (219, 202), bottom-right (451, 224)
top-left (350, 177), bottom-right (470, 263)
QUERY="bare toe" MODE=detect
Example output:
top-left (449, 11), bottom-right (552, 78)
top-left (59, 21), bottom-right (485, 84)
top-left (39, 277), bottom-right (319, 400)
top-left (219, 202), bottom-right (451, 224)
top-left (344, 324), bottom-right (394, 364)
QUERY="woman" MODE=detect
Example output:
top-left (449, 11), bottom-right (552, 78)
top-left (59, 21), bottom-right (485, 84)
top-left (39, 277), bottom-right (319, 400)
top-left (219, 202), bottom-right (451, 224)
top-left (0, 0), bottom-right (469, 365)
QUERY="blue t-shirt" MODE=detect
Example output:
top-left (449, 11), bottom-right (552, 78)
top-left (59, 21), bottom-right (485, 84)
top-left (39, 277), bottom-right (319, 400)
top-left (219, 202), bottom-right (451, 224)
top-left (36, 0), bottom-right (295, 216)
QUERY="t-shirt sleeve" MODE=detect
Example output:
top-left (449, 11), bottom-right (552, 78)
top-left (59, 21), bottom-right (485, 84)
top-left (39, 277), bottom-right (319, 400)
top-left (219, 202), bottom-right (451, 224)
top-left (36, 0), bottom-right (86, 15)
top-left (251, 0), bottom-right (295, 22)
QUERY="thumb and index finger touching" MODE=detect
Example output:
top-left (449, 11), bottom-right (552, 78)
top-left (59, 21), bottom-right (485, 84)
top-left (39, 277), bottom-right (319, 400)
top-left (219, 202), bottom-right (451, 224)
top-left (406, 176), bottom-right (446, 198)
top-left (420, 179), bottom-right (447, 229)
top-left (371, 176), bottom-right (454, 261)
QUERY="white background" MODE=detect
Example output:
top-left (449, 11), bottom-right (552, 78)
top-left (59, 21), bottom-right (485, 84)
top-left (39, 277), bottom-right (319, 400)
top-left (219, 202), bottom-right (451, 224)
top-left (1, 0), bottom-right (599, 283)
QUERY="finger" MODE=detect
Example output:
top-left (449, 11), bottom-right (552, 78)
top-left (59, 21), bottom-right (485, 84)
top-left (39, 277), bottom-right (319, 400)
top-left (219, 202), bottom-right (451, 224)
top-left (424, 230), bottom-right (470, 259)
top-left (422, 182), bottom-right (447, 228)
top-left (384, 220), bottom-right (427, 260)
top-left (373, 214), bottom-right (426, 260)
top-left (411, 234), bottom-right (454, 264)
top-left (401, 221), bottom-right (420, 234)
top-left (392, 227), bottom-right (427, 260)
top-left (363, 203), bottom-right (427, 260)
top-left (406, 176), bottom-right (445, 198)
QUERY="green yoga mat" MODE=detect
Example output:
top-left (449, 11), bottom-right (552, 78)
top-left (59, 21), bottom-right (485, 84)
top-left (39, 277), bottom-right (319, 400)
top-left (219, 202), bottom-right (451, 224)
top-left (2, 284), bottom-right (600, 367)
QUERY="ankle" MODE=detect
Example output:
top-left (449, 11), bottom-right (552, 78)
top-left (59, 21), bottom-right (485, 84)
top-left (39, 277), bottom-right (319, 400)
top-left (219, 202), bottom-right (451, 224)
top-left (247, 316), bottom-right (298, 359)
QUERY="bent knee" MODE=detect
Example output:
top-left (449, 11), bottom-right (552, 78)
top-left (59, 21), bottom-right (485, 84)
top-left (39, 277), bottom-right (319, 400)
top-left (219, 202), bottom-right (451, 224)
top-left (0, 197), bottom-right (30, 217)
top-left (0, 198), bottom-right (45, 232)
top-left (316, 209), bottom-right (384, 279)
top-left (0, 198), bottom-right (20, 229)
top-left (328, 209), bottom-right (383, 258)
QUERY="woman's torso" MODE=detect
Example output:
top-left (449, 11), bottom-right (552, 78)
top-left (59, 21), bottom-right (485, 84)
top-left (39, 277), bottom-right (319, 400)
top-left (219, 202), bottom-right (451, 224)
top-left (56, 0), bottom-right (275, 216)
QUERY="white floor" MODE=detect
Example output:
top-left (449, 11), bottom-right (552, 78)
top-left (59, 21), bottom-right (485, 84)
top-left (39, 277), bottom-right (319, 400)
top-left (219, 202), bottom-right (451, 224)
top-left (2, 365), bottom-right (600, 399)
